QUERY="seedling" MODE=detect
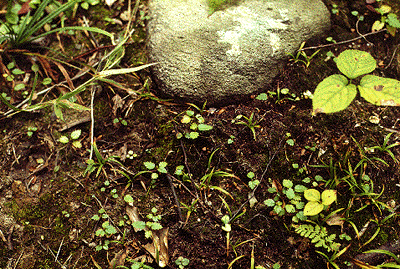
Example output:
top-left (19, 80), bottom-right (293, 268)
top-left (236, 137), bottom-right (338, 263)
top-left (247, 172), bottom-right (259, 190)
top-left (350, 10), bottom-right (364, 22)
top-left (264, 175), bottom-right (328, 222)
top-left (313, 49), bottom-right (400, 114)
top-left (259, 87), bottom-right (296, 102)
top-left (61, 210), bottom-right (70, 218)
top-left (287, 41), bottom-right (320, 69)
top-left (80, 0), bottom-right (100, 10)
top-left (127, 150), bottom-right (138, 159)
top-left (326, 37), bottom-right (336, 43)
top-left (227, 135), bottom-right (235, 144)
top-left (113, 117), bottom-right (128, 126)
top-left (233, 112), bottom-right (260, 140)
top-left (129, 260), bottom-right (155, 269)
top-left (372, 4), bottom-right (400, 36)
top-left (91, 208), bottom-right (109, 221)
top-left (92, 206), bottom-right (118, 251)
top-left (331, 4), bottom-right (339, 15)
top-left (27, 126), bottom-right (37, 137)
top-left (132, 207), bottom-right (163, 239)
top-left (177, 110), bottom-right (213, 139)
top-left (264, 178), bottom-right (306, 221)
top-left (221, 215), bottom-right (232, 256)
top-left (367, 132), bottom-right (399, 163)
top-left (84, 142), bottom-right (124, 178)
top-left (180, 198), bottom-right (198, 226)
top-left (136, 161), bottom-right (168, 180)
top-left (303, 189), bottom-right (337, 216)
top-left (59, 129), bottom-right (82, 148)
top-left (175, 257), bottom-right (190, 269)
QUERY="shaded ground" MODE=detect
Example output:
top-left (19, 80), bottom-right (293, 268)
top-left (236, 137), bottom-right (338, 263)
top-left (0, 0), bottom-right (400, 268)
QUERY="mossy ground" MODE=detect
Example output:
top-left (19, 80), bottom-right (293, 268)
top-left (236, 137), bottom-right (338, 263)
top-left (0, 0), bottom-right (400, 268)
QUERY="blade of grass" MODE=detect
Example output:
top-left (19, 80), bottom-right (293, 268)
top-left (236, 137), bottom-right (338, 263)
top-left (363, 249), bottom-right (400, 264)
top-left (32, 26), bottom-right (114, 42)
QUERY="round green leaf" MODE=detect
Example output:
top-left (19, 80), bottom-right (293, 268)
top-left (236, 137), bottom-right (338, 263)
top-left (372, 20), bottom-right (385, 32)
top-left (105, 224), bottom-right (117, 235)
top-left (304, 189), bottom-right (321, 202)
top-left (336, 49), bottom-right (376, 79)
top-left (132, 221), bottom-right (146, 230)
top-left (70, 129), bottom-right (82, 140)
top-left (321, 190), bottom-right (337, 206)
top-left (12, 68), bottom-right (25, 75)
top-left (181, 115), bottom-right (191, 124)
top-left (42, 78), bottom-right (52, 85)
top-left (124, 194), bottom-right (134, 204)
top-left (248, 179), bottom-right (259, 190)
top-left (31, 64), bottom-right (39, 72)
top-left (144, 162), bottom-right (156, 170)
top-left (59, 136), bottom-right (69, 144)
top-left (158, 166), bottom-right (167, 174)
top-left (81, 1), bottom-right (89, 9)
top-left (95, 228), bottom-right (106, 237)
top-left (282, 179), bottom-right (293, 188)
top-left (264, 199), bottom-right (275, 207)
top-left (285, 204), bottom-right (296, 213)
top-left (286, 188), bottom-right (295, 200)
top-left (359, 75), bottom-right (400, 106)
top-left (190, 122), bottom-right (198, 130)
top-left (159, 161), bottom-right (168, 168)
top-left (313, 74), bottom-right (357, 114)
top-left (221, 215), bottom-right (230, 224)
top-left (188, 131), bottom-right (199, 139)
top-left (150, 222), bottom-right (163, 230)
top-left (294, 185), bottom-right (307, 193)
top-left (14, 84), bottom-right (26, 91)
top-left (198, 123), bottom-right (213, 131)
top-left (72, 141), bottom-right (82, 148)
top-left (256, 93), bottom-right (268, 100)
top-left (303, 201), bottom-right (324, 216)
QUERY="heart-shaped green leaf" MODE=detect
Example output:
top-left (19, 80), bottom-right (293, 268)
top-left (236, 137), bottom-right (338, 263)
top-left (359, 75), bottom-right (400, 106)
top-left (336, 50), bottom-right (376, 79)
top-left (321, 190), bottom-right (337, 206)
top-left (304, 189), bottom-right (321, 202)
top-left (304, 201), bottom-right (324, 216)
top-left (313, 74), bottom-right (357, 114)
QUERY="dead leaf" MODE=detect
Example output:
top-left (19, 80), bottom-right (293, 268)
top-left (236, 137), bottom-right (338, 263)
top-left (271, 178), bottom-right (282, 193)
top-left (248, 193), bottom-right (257, 208)
top-left (105, 0), bottom-right (118, 8)
top-left (112, 94), bottom-right (125, 116)
top-left (109, 248), bottom-right (129, 269)
top-left (37, 56), bottom-right (58, 82)
top-left (325, 212), bottom-right (344, 228)
top-left (126, 205), bottom-right (142, 232)
top-left (54, 61), bottom-right (75, 90)
top-left (143, 227), bottom-right (169, 268)
top-left (120, 10), bottom-right (130, 21)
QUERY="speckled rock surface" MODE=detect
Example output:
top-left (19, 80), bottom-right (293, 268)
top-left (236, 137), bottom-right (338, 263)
top-left (148, 0), bottom-right (330, 105)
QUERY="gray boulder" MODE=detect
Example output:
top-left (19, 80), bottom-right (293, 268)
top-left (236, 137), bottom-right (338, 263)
top-left (147, 0), bottom-right (330, 105)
